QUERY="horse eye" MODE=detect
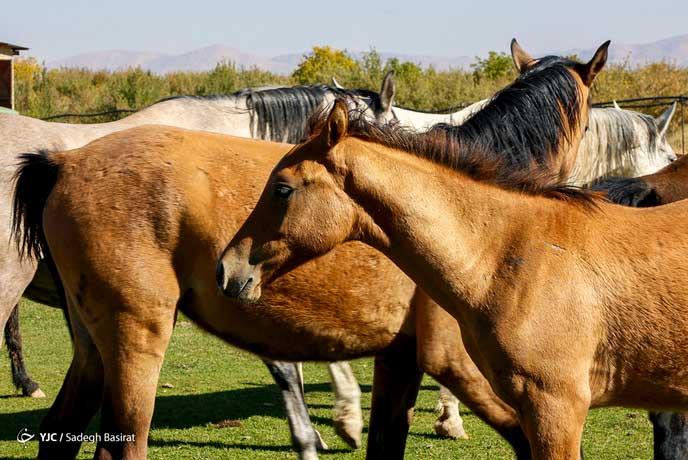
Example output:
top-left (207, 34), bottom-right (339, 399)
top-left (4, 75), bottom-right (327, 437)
top-left (274, 183), bottom-right (293, 200)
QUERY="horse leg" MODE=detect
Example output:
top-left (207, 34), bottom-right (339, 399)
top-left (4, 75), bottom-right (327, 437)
top-left (37, 303), bottom-right (103, 459)
top-left (650, 412), bottom-right (688, 460)
top-left (414, 290), bottom-right (531, 458)
top-left (366, 335), bottom-right (422, 460)
top-left (4, 303), bottom-right (44, 397)
top-left (434, 385), bottom-right (468, 439)
top-left (517, 386), bottom-right (588, 460)
top-left (264, 359), bottom-right (329, 460)
top-left (327, 361), bottom-right (363, 449)
top-left (0, 250), bottom-right (42, 398)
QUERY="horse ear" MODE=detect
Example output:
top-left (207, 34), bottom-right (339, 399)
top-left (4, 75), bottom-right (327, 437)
top-left (322, 100), bottom-right (349, 147)
top-left (510, 39), bottom-right (535, 73)
top-left (656, 102), bottom-right (677, 138)
top-left (380, 70), bottom-right (395, 112)
top-left (331, 77), bottom-right (344, 89)
top-left (613, 100), bottom-right (622, 110)
top-left (579, 41), bottom-right (610, 86)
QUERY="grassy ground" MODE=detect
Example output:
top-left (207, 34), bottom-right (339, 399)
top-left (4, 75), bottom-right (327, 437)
top-left (1, 300), bottom-right (653, 459)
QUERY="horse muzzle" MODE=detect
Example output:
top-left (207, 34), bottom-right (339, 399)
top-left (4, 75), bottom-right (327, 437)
top-left (216, 252), bottom-right (263, 302)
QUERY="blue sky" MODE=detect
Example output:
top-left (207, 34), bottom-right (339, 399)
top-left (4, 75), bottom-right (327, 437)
top-left (3, 0), bottom-right (686, 61)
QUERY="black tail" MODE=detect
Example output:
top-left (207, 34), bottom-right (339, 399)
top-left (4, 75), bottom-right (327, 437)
top-left (12, 151), bottom-right (60, 260)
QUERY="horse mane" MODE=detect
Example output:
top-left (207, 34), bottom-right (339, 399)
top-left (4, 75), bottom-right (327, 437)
top-left (311, 108), bottom-right (600, 208)
top-left (154, 85), bottom-right (381, 144)
top-left (433, 56), bottom-right (584, 170)
top-left (571, 107), bottom-right (662, 183)
top-left (592, 176), bottom-right (659, 207)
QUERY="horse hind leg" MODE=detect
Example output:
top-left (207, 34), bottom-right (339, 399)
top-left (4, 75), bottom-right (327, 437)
top-left (3, 303), bottom-right (45, 397)
top-left (92, 299), bottom-right (176, 460)
top-left (328, 361), bottom-right (363, 449)
top-left (264, 359), bottom-right (326, 460)
top-left (434, 385), bottom-right (468, 439)
top-left (38, 301), bottom-right (104, 459)
top-left (650, 411), bottom-right (688, 460)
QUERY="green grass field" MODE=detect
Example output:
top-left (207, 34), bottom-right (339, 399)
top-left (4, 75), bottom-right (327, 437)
top-left (0, 300), bottom-right (654, 459)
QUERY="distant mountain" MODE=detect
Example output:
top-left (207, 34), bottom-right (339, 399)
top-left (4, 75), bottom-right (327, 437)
top-left (566, 34), bottom-right (688, 66)
top-left (46, 34), bottom-right (688, 75)
top-left (46, 45), bottom-right (474, 74)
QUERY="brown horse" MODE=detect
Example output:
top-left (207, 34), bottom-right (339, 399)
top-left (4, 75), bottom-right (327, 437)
top-left (12, 42), bottom-right (605, 459)
top-left (11, 128), bottom-right (511, 460)
top-left (218, 96), bottom-right (688, 459)
top-left (594, 154), bottom-right (688, 460)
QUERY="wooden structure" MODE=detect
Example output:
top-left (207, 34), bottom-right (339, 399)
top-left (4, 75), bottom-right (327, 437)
top-left (0, 42), bottom-right (28, 111)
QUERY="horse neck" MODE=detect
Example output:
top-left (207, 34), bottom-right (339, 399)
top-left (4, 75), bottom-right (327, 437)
top-left (341, 138), bottom-right (543, 316)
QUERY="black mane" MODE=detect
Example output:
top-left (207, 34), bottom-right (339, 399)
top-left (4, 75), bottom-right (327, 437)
top-left (156, 85), bottom-right (381, 144)
top-left (433, 56), bottom-right (584, 170)
top-left (327, 110), bottom-right (599, 208)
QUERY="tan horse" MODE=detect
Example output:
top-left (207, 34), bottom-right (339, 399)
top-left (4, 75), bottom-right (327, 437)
top-left (12, 43), bottom-right (605, 459)
top-left (594, 153), bottom-right (688, 460)
top-left (218, 88), bottom-right (688, 459)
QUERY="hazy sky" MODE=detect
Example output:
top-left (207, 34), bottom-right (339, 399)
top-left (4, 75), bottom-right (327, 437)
top-left (3, 0), bottom-right (687, 61)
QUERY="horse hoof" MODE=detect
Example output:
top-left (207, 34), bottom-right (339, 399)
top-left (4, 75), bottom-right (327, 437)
top-left (314, 428), bottom-right (328, 451)
top-left (30, 388), bottom-right (46, 398)
top-left (434, 418), bottom-right (469, 440)
top-left (334, 418), bottom-right (362, 449)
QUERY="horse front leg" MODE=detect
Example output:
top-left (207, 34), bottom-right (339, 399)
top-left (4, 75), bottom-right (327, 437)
top-left (366, 335), bottom-right (422, 460)
top-left (516, 382), bottom-right (588, 460)
top-left (263, 359), bottom-right (327, 460)
top-left (327, 361), bottom-right (363, 448)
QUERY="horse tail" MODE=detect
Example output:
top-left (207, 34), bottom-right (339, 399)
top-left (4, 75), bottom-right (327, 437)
top-left (12, 151), bottom-right (60, 261)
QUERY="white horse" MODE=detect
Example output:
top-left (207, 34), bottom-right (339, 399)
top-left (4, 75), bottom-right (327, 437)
top-left (570, 101), bottom-right (678, 184)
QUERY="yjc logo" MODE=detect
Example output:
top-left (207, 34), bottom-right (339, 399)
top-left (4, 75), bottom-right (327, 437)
top-left (17, 428), bottom-right (35, 444)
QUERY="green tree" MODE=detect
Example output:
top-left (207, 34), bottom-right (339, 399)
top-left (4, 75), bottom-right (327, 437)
top-left (471, 51), bottom-right (515, 82)
top-left (292, 46), bottom-right (361, 85)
